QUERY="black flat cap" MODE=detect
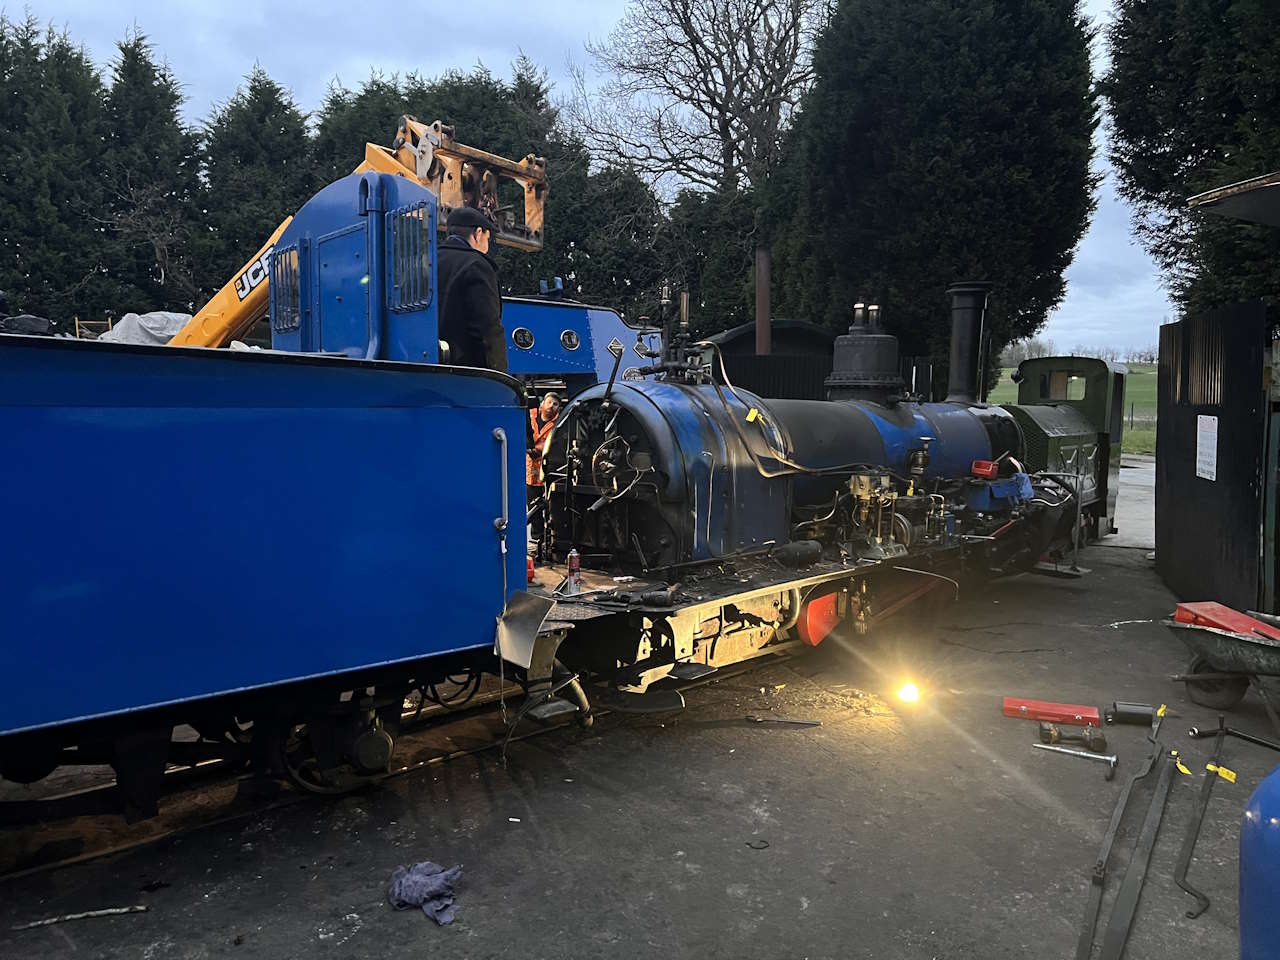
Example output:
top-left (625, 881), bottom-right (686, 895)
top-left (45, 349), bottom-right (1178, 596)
top-left (448, 207), bottom-right (496, 233)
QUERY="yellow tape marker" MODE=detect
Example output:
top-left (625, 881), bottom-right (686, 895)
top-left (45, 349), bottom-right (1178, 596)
top-left (1207, 763), bottom-right (1238, 784)
top-left (1171, 750), bottom-right (1192, 776)
top-left (746, 408), bottom-right (759, 423)
top-left (1157, 704), bottom-right (1167, 717)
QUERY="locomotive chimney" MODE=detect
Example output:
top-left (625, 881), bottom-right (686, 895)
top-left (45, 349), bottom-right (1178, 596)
top-left (944, 282), bottom-right (993, 404)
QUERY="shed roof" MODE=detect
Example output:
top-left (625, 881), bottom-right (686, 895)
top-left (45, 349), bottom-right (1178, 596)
top-left (703, 318), bottom-right (835, 346)
top-left (1188, 171), bottom-right (1280, 227)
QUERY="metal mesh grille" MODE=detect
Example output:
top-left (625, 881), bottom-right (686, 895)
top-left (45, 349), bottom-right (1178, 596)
top-left (1005, 404), bottom-right (1096, 472)
top-left (1185, 314), bottom-right (1224, 406)
top-left (1159, 322), bottom-right (1182, 405)
top-left (389, 201), bottom-right (432, 313)
top-left (270, 243), bottom-right (300, 333)
top-left (1007, 406), bottom-right (1048, 469)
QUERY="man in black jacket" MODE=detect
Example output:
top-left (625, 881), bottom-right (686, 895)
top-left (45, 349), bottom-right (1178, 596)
top-left (437, 207), bottom-right (508, 372)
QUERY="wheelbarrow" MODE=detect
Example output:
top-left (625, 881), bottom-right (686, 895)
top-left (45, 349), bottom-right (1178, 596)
top-left (1164, 602), bottom-right (1280, 738)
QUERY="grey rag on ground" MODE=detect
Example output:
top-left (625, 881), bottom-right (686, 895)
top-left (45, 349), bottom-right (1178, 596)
top-left (387, 861), bottom-right (463, 925)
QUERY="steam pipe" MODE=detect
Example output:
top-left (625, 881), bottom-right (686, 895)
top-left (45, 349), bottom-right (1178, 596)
top-left (755, 248), bottom-right (772, 355)
top-left (944, 282), bottom-right (992, 404)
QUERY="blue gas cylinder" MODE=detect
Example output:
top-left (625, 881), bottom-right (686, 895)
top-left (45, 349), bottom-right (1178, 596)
top-left (1241, 762), bottom-right (1280, 959)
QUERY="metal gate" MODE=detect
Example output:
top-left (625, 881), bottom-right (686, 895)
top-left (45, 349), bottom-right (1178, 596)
top-left (1156, 303), bottom-right (1276, 610)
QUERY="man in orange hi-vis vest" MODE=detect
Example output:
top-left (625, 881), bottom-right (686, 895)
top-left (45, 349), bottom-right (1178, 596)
top-left (527, 392), bottom-right (561, 544)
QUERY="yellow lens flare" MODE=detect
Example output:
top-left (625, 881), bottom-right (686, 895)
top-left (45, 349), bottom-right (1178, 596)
top-left (897, 682), bottom-right (920, 703)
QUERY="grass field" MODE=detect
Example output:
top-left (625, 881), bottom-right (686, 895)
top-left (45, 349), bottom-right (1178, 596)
top-left (987, 362), bottom-right (1157, 455)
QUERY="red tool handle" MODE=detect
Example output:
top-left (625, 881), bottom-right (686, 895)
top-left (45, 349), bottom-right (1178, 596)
top-left (1003, 696), bottom-right (1100, 727)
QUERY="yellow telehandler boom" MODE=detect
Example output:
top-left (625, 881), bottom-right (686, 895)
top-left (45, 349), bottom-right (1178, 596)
top-left (169, 117), bottom-right (547, 348)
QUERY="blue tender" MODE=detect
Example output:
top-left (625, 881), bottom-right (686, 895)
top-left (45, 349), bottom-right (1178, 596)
top-left (0, 336), bottom-right (524, 737)
top-left (1241, 762), bottom-right (1280, 959)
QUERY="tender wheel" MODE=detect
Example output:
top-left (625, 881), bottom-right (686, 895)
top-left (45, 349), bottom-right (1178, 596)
top-left (277, 723), bottom-right (387, 796)
top-left (1183, 656), bottom-right (1250, 710)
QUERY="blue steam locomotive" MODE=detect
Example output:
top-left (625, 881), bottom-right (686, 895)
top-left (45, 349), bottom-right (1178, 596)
top-left (532, 285), bottom-right (1104, 687)
top-left (0, 171), bottom-right (1121, 814)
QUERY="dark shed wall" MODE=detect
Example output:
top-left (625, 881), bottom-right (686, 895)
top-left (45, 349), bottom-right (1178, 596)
top-left (1155, 303), bottom-right (1272, 610)
top-left (709, 319), bottom-right (836, 399)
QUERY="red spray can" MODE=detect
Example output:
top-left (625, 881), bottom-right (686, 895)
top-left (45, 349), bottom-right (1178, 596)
top-left (567, 548), bottom-right (582, 594)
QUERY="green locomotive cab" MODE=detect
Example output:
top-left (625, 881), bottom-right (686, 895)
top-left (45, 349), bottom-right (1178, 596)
top-left (1003, 356), bottom-right (1127, 540)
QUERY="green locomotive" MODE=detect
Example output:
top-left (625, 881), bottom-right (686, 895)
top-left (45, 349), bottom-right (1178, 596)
top-left (1004, 356), bottom-right (1127, 541)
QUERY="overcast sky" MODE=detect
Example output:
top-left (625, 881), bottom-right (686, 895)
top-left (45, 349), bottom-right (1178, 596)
top-left (26, 0), bottom-right (1172, 352)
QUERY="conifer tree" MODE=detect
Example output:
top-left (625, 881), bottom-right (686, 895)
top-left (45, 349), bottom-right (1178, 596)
top-left (1104, 0), bottom-right (1280, 310)
top-left (197, 69), bottom-right (314, 296)
top-left (772, 0), bottom-right (1098, 374)
top-left (311, 73), bottom-right (407, 185)
top-left (0, 16), bottom-right (113, 323)
top-left (100, 32), bottom-right (202, 310)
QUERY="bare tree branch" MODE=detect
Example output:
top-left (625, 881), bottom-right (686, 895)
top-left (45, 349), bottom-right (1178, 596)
top-left (90, 170), bottom-right (200, 303)
top-left (572, 0), bottom-right (831, 195)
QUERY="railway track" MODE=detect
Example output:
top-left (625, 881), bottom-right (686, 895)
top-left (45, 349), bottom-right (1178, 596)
top-left (0, 651), bottom-right (795, 881)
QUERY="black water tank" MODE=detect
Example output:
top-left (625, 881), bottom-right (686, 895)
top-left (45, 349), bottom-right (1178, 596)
top-left (944, 282), bottom-right (992, 404)
top-left (825, 303), bottom-right (905, 402)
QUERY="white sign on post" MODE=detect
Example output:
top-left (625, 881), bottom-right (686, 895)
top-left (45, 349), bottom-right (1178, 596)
top-left (1196, 414), bottom-right (1218, 481)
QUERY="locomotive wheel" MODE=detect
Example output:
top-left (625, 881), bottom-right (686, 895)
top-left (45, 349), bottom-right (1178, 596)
top-left (1183, 656), bottom-right (1250, 710)
top-left (277, 724), bottom-right (378, 796)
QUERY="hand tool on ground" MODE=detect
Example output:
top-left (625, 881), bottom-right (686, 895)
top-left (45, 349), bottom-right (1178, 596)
top-left (1097, 751), bottom-right (1177, 960)
top-left (1175, 716), bottom-right (1229, 918)
top-left (1003, 696), bottom-right (1101, 726)
top-left (744, 716), bottom-right (821, 727)
top-left (1074, 709), bottom-right (1166, 960)
top-left (1033, 742), bottom-right (1118, 779)
top-left (1105, 702), bottom-right (1173, 725)
top-left (1039, 721), bottom-right (1107, 752)
top-left (1189, 724), bottom-right (1280, 753)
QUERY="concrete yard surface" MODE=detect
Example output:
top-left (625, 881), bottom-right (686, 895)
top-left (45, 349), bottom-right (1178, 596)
top-left (1, 470), bottom-right (1269, 959)
top-left (1109, 454), bottom-right (1155, 550)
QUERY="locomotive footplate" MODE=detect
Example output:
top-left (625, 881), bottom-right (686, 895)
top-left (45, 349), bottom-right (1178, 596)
top-left (526, 551), bottom-right (959, 689)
